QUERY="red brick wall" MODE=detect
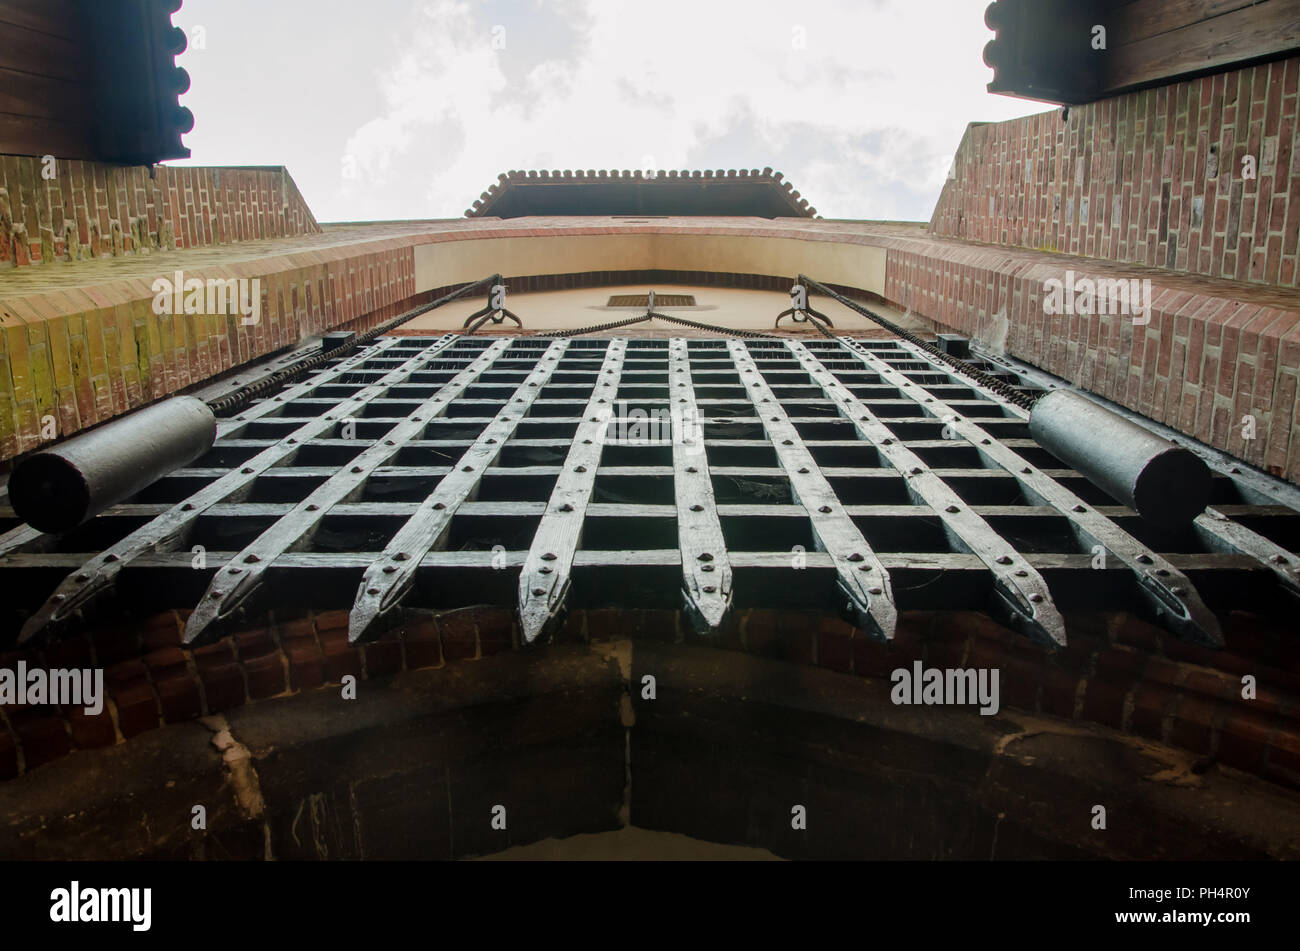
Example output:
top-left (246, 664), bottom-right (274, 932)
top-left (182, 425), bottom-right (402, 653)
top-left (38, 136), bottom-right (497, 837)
top-left (0, 159), bottom-right (321, 267)
top-left (930, 57), bottom-right (1300, 288)
top-left (0, 243), bottom-right (418, 458)
top-left (3, 606), bottom-right (1297, 793)
top-left (884, 240), bottom-right (1300, 480)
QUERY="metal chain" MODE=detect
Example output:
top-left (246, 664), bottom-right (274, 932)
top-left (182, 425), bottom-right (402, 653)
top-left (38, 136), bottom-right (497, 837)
top-left (535, 313), bottom-right (655, 338)
top-left (798, 275), bottom-right (1041, 410)
top-left (532, 311), bottom-right (788, 340)
top-left (205, 275), bottom-right (500, 416)
top-left (652, 313), bottom-right (787, 340)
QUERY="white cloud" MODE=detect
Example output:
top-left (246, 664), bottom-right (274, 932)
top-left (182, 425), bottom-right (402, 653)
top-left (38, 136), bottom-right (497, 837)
top-left (181, 0), bottom-right (1050, 221)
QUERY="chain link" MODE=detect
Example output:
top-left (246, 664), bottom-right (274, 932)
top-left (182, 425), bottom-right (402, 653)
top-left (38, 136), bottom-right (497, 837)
top-left (798, 276), bottom-right (1041, 410)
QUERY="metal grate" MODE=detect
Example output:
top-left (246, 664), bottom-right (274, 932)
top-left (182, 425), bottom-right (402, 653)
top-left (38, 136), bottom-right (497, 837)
top-left (2, 333), bottom-right (1298, 650)
top-left (607, 294), bottom-right (696, 308)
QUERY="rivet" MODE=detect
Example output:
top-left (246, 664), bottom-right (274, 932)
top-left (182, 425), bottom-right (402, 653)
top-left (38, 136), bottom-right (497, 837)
top-left (818, 505), bottom-right (832, 513)
top-left (351, 465), bottom-right (363, 473)
top-left (542, 552), bottom-right (557, 561)
top-left (433, 502), bottom-right (445, 510)
top-left (532, 587), bottom-right (547, 596)
top-left (395, 552), bottom-right (410, 561)
top-left (367, 586), bottom-right (381, 595)
top-left (1137, 554), bottom-right (1153, 564)
top-left (1013, 569), bottom-right (1028, 577)
top-left (1029, 593), bottom-right (1044, 603)
top-left (104, 553), bottom-right (119, 563)
top-left (703, 585), bottom-right (717, 593)
top-left (848, 553), bottom-right (864, 562)
top-left (996, 555), bottom-right (1012, 565)
top-left (1271, 554), bottom-right (1288, 564)
top-left (575, 465), bottom-right (587, 473)
top-left (182, 502), bottom-right (195, 511)
top-left (540, 566), bottom-right (553, 574)
top-left (868, 587), bottom-right (883, 595)
top-left (698, 552), bottom-right (713, 562)
top-left (691, 504), bottom-right (704, 512)
top-left (560, 503), bottom-right (574, 512)
top-left (462, 465), bottom-right (474, 472)
top-left (945, 504), bottom-right (960, 513)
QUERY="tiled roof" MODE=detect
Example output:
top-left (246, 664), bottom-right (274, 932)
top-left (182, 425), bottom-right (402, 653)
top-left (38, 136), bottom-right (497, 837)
top-left (466, 168), bottom-right (820, 219)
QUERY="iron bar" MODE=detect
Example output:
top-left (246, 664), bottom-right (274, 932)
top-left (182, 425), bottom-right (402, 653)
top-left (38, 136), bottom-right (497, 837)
top-left (349, 338), bottom-right (568, 643)
top-left (16, 334), bottom-right (460, 645)
top-left (183, 338), bottom-right (511, 644)
top-left (789, 340), bottom-right (1066, 646)
top-left (728, 339), bottom-right (897, 640)
top-left (517, 339), bottom-right (628, 644)
top-left (848, 336), bottom-right (1223, 647)
top-left (669, 337), bottom-right (733, 632)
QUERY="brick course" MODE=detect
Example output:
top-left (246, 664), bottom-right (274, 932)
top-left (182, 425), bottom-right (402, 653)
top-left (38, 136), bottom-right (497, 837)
top-left (2, 606), bottom-right (1298, 794)
top-left (0, 160), bottom-right (320, 268)
top-left (930, 57), bottom-right (1300, 290)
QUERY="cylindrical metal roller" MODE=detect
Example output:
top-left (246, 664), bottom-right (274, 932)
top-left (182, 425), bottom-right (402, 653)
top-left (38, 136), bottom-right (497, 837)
top-left (9, 396), bottom-right (216, 534)
top-left (1028, 390), bottom-right (1211, 529)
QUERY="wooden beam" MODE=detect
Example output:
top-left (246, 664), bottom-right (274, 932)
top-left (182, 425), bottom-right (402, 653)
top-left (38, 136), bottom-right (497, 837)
top-left (871, 338), bottom-right (1222, 647)
top-left (669, 337), bottom-right (733, 632)
top-left (517, 339), bottom-right (628, 644)
top-left (16, 335), bottom-right (462, 646)
top-left (1107, 0), bottom-right (1300, 91)
top-left (727, 340), bottom-right (897, 641)
top-left (184, 339), bottom-right (510, 644)
top-left (348, 339), bottom-right (569, 642)
top-left (789, 340), bottom-right (1067, 646)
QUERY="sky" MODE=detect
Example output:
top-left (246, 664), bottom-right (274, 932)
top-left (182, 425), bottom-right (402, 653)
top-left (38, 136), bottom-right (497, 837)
top-left (170, 0), bottom-right (1050, 223)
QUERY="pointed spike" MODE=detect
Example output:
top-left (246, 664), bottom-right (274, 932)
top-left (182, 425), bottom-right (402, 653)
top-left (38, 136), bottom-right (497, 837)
top-left (838, 572), bottom-right (897, 642)
top-left (18, 561), bottom-right (118, 646)
top-left (183, 567), bottom-right (263, 645)
top-left (682, 573), bottom-right (733, 634)
top-left (990, 578), bottom-right (1067, 648)
top-left (348, 562), bottom-right (415, 644)
top-left (518, 573), bottom-right (569, 645)
top-left (1137, 573), bottom-right (1223, 649)
top-left (348, 339), bottom-right (566, 643)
